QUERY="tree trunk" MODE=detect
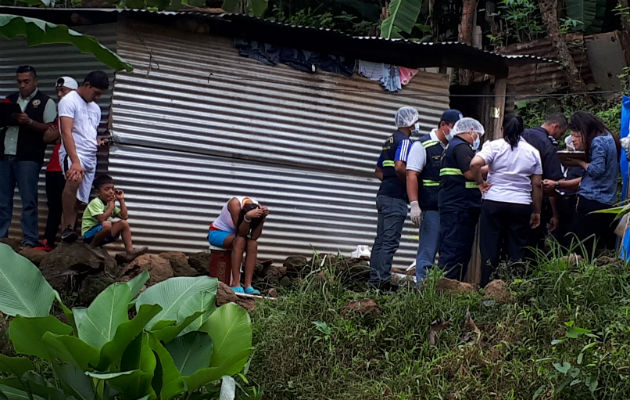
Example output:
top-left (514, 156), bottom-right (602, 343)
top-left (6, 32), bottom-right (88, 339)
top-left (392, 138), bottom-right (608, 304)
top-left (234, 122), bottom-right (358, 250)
top-left (538, 0), bottom-right (587, 92)
top-left (458, 0), bottom-right (477, 84)
top-left (618, 0), bottom-right (630, 66)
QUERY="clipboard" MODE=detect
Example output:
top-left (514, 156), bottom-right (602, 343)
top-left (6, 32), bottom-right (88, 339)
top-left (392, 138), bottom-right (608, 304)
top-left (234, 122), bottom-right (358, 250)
top-left (557, 150), bottom-right (587, 166)
top-left (0, 102), bottom-right (21, 127)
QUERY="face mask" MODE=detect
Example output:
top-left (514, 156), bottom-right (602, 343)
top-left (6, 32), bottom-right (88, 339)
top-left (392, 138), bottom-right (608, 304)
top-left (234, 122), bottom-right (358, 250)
top-left (472, 133), bottom-right (480, 150)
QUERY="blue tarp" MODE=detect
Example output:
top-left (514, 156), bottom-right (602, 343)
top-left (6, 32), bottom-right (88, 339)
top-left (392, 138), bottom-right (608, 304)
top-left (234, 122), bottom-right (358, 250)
top-left (620, 96), bottom-right (630, 260)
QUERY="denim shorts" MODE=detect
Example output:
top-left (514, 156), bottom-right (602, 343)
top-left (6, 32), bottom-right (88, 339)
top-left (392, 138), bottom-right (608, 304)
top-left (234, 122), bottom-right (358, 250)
top-left (208, 229), bottom-right (232, 248)
top-left (83, 223), bottom-right (118, 244)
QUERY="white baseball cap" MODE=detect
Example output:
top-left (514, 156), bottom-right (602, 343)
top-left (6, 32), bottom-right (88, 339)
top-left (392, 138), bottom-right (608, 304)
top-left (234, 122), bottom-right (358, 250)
top-left (55, 76), bottom-right (78, 90)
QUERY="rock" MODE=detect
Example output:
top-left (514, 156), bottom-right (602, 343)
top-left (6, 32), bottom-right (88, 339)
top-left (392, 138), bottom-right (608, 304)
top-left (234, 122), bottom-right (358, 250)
top-left (159, 251), bottom-right (198, 276)
top-left (265, 265), bottom-right (287, 284)
top-left (19, 247), bottom-right (47, 266)
top-left (216, 281), bottom-right (238, 306)
top-left (0, 238), bottom-right (21, 252)
top-left (122, 254), bottom-right (173, 286)
top-left (343, 299), bottom-right (381, 316)
top-left (78, 273), bottom-right (116, 305)
top-left (279, 276), bottom-right (292, 288)
top-left (188, 251), bottom-right (211, 275)
top-left (560, 253), bottom-right (583, 264)
top-left (267, 288), bottom-right (278, 297)
top-left (483, 279), bottom-right (514, 304)
top-left (436, 278), bottom-right (477, 294)
top-left (234, 296), bottom-right (257, 311)
top-left (283, 255), bottom-right (308, 272)
top-left (596, 255), bottom-right (617, 266)
top-left (39, 242), bottom-right (117, 291)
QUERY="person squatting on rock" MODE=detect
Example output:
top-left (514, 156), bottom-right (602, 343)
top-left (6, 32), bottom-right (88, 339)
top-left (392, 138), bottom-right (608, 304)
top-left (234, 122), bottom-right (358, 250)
top-left (59, 71), bottom-right (110, 242)
top-left (40, 76), bottom-right (78, 251)
top-left (437, 117), bottom-right (485, 281)
top-left (406, 109), bottom-right (462, 284)
top-left (208, 196), bottom-right (269, 295)
top-left (0, 65), bottom-right (57, 247)
top-left (469, 113), bottom-right (543, 287)
top-left (81, 174), bottom-right (147, 262)
top-left (369, 106), bottom-right (416, 290)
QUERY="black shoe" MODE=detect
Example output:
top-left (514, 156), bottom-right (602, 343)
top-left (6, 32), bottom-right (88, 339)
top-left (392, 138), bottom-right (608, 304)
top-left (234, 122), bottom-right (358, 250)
top-left (61, 226), bottom-right (77, 243)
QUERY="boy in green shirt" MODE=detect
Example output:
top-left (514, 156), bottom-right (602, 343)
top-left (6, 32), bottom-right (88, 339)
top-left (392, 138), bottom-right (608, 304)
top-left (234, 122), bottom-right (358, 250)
top-left (82, 174), bottom-right (146, 262)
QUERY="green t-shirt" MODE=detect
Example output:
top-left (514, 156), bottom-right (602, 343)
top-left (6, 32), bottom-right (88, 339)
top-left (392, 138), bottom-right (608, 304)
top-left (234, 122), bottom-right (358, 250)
top-left (81, 197), bottom-right (121, 235)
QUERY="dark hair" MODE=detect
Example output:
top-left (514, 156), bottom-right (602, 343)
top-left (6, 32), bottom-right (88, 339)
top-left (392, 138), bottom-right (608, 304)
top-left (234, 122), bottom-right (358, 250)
top-left (236, 203), bottom-right (262, 233)
top-left (93, 174), bottom-right (114, 190)
top-left (569, 111), bottom-right (620, 160)
top-left (83, 71), bottom-right (109, 90)
top-left (502, 113), bottom-right (524, 149)
top-left (16, 65), bottom-right (37, 77)
top-left (544, 112), bottom-right (568, 130)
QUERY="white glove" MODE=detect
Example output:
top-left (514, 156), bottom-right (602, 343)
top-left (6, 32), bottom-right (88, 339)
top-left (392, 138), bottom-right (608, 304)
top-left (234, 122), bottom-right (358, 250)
top-left (410, 201), bottom-right (422, 227)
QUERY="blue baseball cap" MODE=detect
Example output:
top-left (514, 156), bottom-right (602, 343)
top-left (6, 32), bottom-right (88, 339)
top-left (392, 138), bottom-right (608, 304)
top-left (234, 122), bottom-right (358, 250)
top-left (441, 109), bottom-right (463, 124)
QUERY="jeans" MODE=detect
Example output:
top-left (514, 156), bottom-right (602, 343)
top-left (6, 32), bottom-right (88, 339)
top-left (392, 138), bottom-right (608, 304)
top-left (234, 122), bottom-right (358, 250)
top-left (0, 159), bottom-right (42, 245)
top-left (438, 207), bottom-right (480, 281)
top-left (369, 194), bottom-right (408, 284)
top-left (415, 209), bottom-right (440, 283)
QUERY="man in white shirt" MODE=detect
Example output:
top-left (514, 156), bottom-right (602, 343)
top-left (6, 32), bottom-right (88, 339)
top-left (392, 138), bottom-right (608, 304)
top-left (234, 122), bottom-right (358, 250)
top-left (0, 65), bottom-right (57, 247)
top-left (406, 109), bottom-right (462, 283)
top-left (58, 71), bottom-right (109, 242)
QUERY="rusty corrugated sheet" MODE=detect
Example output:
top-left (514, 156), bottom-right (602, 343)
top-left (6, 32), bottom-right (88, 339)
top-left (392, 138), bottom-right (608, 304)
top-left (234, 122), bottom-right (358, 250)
top-left (499, 33), bottom-right (594, 98)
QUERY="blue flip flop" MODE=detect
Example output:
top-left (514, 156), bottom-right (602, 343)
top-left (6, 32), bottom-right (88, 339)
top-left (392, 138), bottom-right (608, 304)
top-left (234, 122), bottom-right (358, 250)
top-left (232, 286), bottom-right (244, 294)
top-left (244, 286), bottom-right (260, 295)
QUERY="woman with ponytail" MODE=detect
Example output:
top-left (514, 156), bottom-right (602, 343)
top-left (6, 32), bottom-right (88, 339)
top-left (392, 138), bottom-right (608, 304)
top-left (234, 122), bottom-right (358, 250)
top-left (470, 113), bottom-right (543, 286)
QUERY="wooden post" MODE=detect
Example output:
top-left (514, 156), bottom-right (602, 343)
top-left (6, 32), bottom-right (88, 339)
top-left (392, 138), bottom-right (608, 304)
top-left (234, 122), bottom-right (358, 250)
top-left (492, 78), bottom-right (507, 140)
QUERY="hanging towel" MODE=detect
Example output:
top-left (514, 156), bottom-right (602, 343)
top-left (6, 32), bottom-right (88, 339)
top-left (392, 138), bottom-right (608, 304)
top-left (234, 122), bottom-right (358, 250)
top-left (381, 64), bottom-right (402, 92)
top-left (358, 60), bottom-right (384, 81)
top-left (399, 67), bottom-right (419, 85)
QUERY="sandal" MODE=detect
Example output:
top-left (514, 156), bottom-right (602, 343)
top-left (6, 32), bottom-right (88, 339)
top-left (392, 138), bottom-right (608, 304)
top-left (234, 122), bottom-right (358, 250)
top-left (244, 286), bottom-right (260, 295)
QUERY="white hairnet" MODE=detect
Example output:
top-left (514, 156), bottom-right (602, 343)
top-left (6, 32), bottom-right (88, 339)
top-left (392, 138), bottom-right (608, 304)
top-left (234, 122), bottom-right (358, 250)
top-left (394, 106), bottom-right (419, 128)
top-left (451, 117), bottom-right (485, 136)
top-left (564, 135), bottom-right (575, 151)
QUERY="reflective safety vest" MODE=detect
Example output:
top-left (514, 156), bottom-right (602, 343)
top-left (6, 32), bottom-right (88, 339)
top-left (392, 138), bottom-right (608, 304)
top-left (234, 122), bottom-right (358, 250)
top-left (377, 130), bottom-right (409, 200)
top-left (438, 136), bottom-right (481, 211)
top-left (417, 133), bottom-right (443, 211)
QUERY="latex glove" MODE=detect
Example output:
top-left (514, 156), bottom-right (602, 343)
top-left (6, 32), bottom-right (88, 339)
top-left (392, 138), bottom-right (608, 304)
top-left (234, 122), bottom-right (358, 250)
top-left (410, 201), bottom-right (422, 227)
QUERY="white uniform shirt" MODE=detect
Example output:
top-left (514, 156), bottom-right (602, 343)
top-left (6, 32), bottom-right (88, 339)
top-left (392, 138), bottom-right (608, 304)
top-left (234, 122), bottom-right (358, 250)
top-left (212, 196), bottom-right (258, 233)
top-left (58, 90), bottom-right (101, 162)
top-left (476, 137), bottom-right (543, 205)
top-left (406, 129), bottom-right (447, 173)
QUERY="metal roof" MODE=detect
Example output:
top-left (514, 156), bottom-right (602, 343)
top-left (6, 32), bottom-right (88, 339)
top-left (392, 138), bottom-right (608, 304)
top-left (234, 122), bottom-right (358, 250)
top-left (0, 6), bottom-right (554, 77)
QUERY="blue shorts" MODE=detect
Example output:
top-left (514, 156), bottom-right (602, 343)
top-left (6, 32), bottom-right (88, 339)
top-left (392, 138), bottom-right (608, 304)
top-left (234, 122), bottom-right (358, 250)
top-left (208, 229), bottom-right (232, 248)
top-left (83, 223), bottom-right (119, 245)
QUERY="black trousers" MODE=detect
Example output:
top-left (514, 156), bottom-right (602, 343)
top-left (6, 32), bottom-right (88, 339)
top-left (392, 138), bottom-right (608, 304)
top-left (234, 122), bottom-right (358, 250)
top-left (572, 196), bottom-right (616, 253)
top-left (553, 194), bottom-right (579, 247)
top-left (44, 171), bottom-right (65, 245)
top-left (438, 207), bottom-right (480, 281)
top-left (480, 199), bottom-right (531, 286)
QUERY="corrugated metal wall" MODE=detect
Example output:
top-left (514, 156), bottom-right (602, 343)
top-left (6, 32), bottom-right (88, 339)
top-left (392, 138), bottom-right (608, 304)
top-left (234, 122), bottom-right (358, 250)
top-left (110, 21), bottom-right (450, 268)
top-left (0, 24), bottom-right (116, 242)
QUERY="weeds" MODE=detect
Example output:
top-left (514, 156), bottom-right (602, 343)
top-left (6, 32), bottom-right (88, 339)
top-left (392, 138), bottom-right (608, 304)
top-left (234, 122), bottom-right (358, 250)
top-left (247, 247), bottom-right (630, 399)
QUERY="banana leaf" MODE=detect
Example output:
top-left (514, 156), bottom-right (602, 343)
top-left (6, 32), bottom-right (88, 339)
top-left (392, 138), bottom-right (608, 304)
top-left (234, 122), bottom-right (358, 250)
top-left (380, 0), bottom-right (423, 39)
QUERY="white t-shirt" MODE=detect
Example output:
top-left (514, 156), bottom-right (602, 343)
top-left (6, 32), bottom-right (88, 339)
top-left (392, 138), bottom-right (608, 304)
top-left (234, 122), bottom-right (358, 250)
top-left (212, 196), bottom-right (259, 233)
top-left (406, 129), bottom-right (447, 173)
top-left (58, 90), bottom-right (101, 161)
top-left (476, 137), bottom-right (542, 205)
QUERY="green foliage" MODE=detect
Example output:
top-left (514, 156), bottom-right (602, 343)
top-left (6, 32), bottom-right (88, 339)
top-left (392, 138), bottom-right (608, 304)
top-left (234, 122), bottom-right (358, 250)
top-left (247, 251), bottom-right (630, 399)
top-left (0, 244), bottom-right (57, 317)
top-left (566, 0), bottom-right (607, 33)
top-left (0, 249), bottom-right (252, 400)
top-left (222, 0), bottom-right (269, 17)
top-left (380, 0), bottom-right (423, 39)
top-left (497, 0), bottom-right (546, 44)
top-left (0, 14), bottom-right (132, 71)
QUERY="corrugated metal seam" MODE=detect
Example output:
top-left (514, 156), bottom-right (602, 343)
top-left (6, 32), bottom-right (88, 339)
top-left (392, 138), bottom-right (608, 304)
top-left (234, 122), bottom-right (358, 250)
top-left (108, 22), bottom-right (450, 268)
top-left (0, 24), bottom-right (117, 241)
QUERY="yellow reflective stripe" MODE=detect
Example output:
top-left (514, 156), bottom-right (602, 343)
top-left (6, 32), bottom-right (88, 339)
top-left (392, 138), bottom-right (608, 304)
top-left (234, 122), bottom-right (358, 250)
top-left (422, 179), bottom-right (439, 186)
top-left (465, 181), bottom-right (479, 189)
top-left (439, 168), bottom-right (463, 176)
top-left (382, 160), bottom-right (395, 167)
top-left (422, 140), bottom-right (439, 148)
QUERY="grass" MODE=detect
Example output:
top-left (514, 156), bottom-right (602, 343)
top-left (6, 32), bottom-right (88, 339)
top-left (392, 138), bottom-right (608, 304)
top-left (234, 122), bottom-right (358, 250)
top-left (246, 250), bottom-right (630, 400)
